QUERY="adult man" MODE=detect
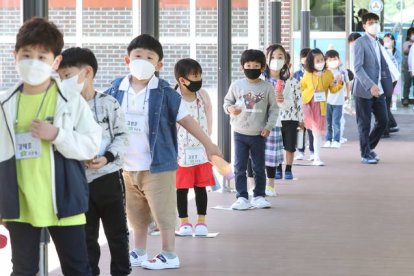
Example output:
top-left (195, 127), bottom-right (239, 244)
top-left (353, 13), bottom-right (392, 164)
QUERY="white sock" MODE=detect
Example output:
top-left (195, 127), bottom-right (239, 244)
top-left (313, 134), bottom-right (322, 161)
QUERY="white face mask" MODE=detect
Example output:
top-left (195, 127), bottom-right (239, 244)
top-left (366, 23), bottom-right (380, 36)
top-left (129, 59), bottom-right (155, 80)
top-left (269, 59), bottom-right (285, 71)
top-left (327, 60), bottom-right (339, 69)
top-left (315, 62), bottom-right (325, 71)
top-left (60, 71), bottom-right (85, 94)
top-left (17, 59), bottom-right (53, 86)
top-left (410, 35), bottom-right (414, 41)
top-left (384, 41), bottom-right (393, 49)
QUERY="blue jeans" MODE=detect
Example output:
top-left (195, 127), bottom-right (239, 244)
top-left (354, 95), bottom-right (388, 158)
top-left (326, 104), bottom-right (343, 142)
top-left (234, 132), bottom-right (266, 199)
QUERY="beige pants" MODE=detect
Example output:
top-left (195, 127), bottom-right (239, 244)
top-left (123, 170), bottom-right (177, 231)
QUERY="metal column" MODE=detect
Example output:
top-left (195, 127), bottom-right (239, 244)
top-left (23, 0), bottom-right (48, 21)
top-left (217, 0), bottom-right (232, 190)
top-left (140, 0), bottom-right (159, 38)
top-left (270, 0), bottom-right (281, 44)
top-left (300, 0), bottom-right (310, 49)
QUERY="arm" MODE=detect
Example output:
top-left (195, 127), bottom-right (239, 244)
top-left (353, 39), bottom-right (376, 92)
top-left (178, 115), bottom-right (222, 160)
top-left (223, 82), bottom-right (237, 115)
top-left (199, 89), bottom-right (213, 136)
top-left (53, 96), bottom-right (102, 160)
top-left (294, 81), bottom-right (304, 124)
top-left (264, 86), bottom-right (278, 132)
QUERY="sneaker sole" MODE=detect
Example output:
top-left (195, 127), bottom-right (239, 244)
top-left (141, 264), bottom-right (180, 270)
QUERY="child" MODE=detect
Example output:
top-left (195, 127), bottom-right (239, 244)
top-left (223, 49), bottom-right (278, 210)
top-left (300, 48), bottom-right (343, 166)
top-left (0, 18), bottom-right (101, 275)
top-left (58, 47), bottom-right (130, 276)
top-left (105, 34), bottom-right (221, 270)
top-left (293, 47), bottom-right (314, 161)
top-left (265, 44), bottom-right (303, 184)
top-left (173, 58), bottom-right (214, 236)
top-left (323, 50), bottom-right (350, 148)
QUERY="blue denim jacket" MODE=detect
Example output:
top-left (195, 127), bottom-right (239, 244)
top-left (105, 76), bottom-right (181, 173)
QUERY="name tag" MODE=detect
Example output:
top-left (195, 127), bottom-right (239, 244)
top-left (125, 112), bottom-right (145, 134)
top-left (314, 91), bottom-right (326, 102)
top-left (184, 146), bottom-right (205, 166)
top-left (15, 132), bottom-right (42, 160)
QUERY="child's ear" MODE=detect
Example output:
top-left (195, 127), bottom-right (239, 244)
top-left (240, 65), bottom-right (244, 71)
top-left (124, 55), bottom-right (131, 65)
top-left (155, 61), bottom-right (163, 72)
top-left (52, 55), bottom-right (63, 71)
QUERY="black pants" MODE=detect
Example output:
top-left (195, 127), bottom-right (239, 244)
top-left (85, 171), bottom-right (130, 276)
top-left (298, 128), bottom-right (314, 153)
top-left (7, 222), bottom-right (91, 276)
top-left (246, 159), bottom-right (276, 178)
top-left (177, 187), bottom-right (207, 218)
top-left (355, 94), bottom-right (388, 158)
top-left (384, 94), bottom-right (398, 134)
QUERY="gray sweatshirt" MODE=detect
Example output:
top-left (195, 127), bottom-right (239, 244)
top-left (223, 78), bottom-right (278, 135)
top-left (86, 92), bottom-right (128, 183)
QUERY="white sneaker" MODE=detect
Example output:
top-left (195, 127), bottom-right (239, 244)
top-left (294, 152), bottom-right (304, 160)
top-left (177, 223), bottom-right (193, 236)
top-left (308, 153), bottom-right (315, 161)
top-left (231, 197), bottom-right (252, 210)
top-left (141, 253), bottom-right (180, 270)
top-left (312, 159), bottom-right (325, 166)
top-left (331, 141), bottom-right (341, 148)
top-left (340, 137), bottom-right (347, 144)
top-left (265, 185), bottom-right (277, 197)
top-left (322, 141), bottom-right (331, 148)
top-left (194, 223), bottom-right (208, 236)
top-left (129, 249), bottom-right (148, 267)
top-left (251, 196), bottom-right (271, 209)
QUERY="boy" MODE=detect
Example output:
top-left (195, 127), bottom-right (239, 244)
top-left (223, 49), bottom-right (278, 210)
top-left (293, 48), bottom-right (314, 161)
top-left (323, 50), bottom-right (350, 148)
top-left (105, 34), bottom-right (221, 270)
top-left (0, 18), bottom-right (101, 275)
top-left (58, 47), bottom-right (130, 276)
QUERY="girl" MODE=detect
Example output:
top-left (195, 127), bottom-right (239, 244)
top-left (174, 58), bottom-right (214, 236)
top-left (300, 48), bottom-right (343, 166)
top-left (265, 44), bottom-right (303, 183)
top-left (402, 27), bottom-right (414, 106)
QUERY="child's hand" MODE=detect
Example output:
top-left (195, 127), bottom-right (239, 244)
top-left (86, 156), bottom-right (108, 170)
top-left (261, 129), bottom-right (270, 137)
top-left (227, 105), bottom-right (242, 116)
top-left (31, 119), bottom-right (59, 141)
top-left (299, 121), bottom-right (305, 129)
top-left (334, 74), bottom-right (343, 84)
top-left (276, 93), bottom-right (284, 103)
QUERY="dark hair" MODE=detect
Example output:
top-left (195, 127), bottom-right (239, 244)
top-left (127, 34), bottom-right (163, 61)
top-left (362, 12), bottom-right (379, 24)
top-left (174, 58), bottom-right (202, 89)
top-left (357, 8), bottom-right (368, 18)
top-left (286, 52), bottom-right (291, 65)
top-left (59, 47), bottom-right (98, 77)
top-left (300, 48), bottom-right (311, 58)
top-left (15, 17), bottom-right (64, 57)
top-left (305, 48), bottom-right (325, 73)
top-left (264, 44), bottom-right (290, 81)
top-left (325, 49), bottom-right (339, 59)
top-left (240, 49), bottom-right (266, 68)
top-left (382, 33), bottom-right (397, 54)
top-left (406, 27), bottom-right (414, 41)
top-left (348, 32), bottom-right (362, 43)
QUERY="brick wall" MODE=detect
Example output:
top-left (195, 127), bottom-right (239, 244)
top-left (0, 1), bottom-right (294, 91)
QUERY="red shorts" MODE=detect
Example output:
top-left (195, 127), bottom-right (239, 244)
top-left (176, 163), bottom-right (215, 189)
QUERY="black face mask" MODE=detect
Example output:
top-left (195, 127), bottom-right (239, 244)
top-left (184, 78), bottom-right (203, 93)
top-left (243, 69), bottom-right (262, 80)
